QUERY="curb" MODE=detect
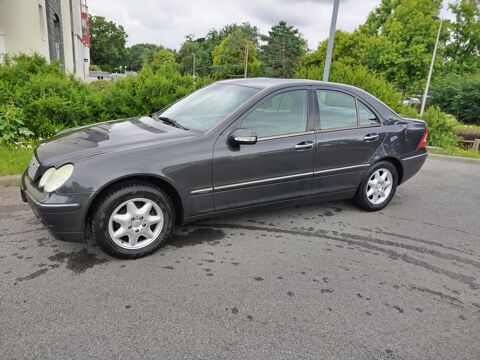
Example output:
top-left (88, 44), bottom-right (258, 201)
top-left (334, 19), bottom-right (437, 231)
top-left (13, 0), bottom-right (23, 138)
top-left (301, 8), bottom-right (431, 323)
top-left (428, 153), bottom-right (480, 165)
top-left (0, 175), bottom-right (21, 187)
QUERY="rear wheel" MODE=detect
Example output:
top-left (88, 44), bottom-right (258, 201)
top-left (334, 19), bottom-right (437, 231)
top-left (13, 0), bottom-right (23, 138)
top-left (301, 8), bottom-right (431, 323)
top-left (354, 161), bottom-right (398, 211)
top-left (92, 183), bottom-right (175, 258)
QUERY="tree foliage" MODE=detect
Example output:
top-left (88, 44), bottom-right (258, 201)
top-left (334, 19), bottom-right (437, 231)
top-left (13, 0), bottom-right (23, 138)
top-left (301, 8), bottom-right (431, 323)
top-left (175, 35), bottom-right (211, 77)
top-left (212, 30), bottom-right (260, 79)
top-left (147, 48), bottom-right (177, 73)
top-left (444, 0), bottom-right (480, 73)
top-left (260, 21), bottom-right (307, 78)
top-left (89, 15), bottom-right (128, 72)
top-left (128, 43), bottom-right (161, 72)
top-left (430, 73), bottom-right (480, 124)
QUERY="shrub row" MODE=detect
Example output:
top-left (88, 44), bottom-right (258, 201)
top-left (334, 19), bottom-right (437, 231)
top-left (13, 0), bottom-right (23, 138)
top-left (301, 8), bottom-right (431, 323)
top-left (0, 54), bottom-right (460, 150)
top-left (0, 54), bottom-right (206, 142)
top-left (296, 61), bottom-right (459, 149)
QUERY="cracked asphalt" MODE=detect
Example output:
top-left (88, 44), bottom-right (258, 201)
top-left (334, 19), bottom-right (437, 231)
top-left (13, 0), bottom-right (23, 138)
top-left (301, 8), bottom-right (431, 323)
top-left (1, 156), bottom-right (479, 360)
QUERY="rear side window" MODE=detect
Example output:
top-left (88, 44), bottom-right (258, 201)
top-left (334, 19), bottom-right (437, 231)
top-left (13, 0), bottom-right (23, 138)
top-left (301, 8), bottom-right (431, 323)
top-left (242, 90), bottom-right (308, 138)
top-left (317, 90), bottom-right (357, 129)
top-left (316, 90), bottom-right (380, 130)
top-left (358, 101), bottom-right (379, 126)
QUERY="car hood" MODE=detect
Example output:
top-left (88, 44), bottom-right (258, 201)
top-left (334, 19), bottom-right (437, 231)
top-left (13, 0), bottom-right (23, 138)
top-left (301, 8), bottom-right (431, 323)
top-left (35, 116), bottom-right (196, 166)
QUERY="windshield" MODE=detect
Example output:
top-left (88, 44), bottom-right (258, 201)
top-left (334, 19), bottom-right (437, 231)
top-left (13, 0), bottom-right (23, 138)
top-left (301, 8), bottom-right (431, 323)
top-left (159, 83), bottom-right (260, 131)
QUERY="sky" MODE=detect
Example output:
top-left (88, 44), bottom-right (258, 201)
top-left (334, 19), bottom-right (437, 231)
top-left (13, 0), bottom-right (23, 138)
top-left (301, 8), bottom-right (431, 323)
top-left (87, 0), bottom-right (383, 50)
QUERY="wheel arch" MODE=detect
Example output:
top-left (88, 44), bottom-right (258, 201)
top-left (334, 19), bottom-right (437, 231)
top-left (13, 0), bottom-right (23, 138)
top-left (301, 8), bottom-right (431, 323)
top-left (84, 174), bottom-right (185, 233)
top-left (374, 156), bottom-right (404, 185)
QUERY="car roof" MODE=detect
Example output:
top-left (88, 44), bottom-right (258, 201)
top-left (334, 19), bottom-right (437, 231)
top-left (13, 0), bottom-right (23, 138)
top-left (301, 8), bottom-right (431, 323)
top-left (217, 77), bottom-right (401, 121)
top-left (217, 77), bottom-right (355, 91)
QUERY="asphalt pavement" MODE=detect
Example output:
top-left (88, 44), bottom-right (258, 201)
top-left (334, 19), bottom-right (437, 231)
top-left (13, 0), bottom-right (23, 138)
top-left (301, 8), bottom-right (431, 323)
top-left (1, 156), bottom-right (479, 360)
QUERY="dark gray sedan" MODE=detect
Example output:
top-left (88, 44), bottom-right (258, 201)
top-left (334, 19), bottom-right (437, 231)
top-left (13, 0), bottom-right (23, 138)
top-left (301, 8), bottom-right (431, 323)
top-left (21, 78), bottom-right (428, 258)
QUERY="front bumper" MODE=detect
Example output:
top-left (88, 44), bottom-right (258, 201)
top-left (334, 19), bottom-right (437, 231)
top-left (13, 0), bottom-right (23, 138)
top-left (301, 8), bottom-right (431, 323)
top-left (20, 171), bottom-right (92, 242)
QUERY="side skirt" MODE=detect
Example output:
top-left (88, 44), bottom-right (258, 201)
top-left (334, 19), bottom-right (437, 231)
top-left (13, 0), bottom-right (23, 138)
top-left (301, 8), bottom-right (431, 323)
top-left (182, 189), bottom-right (356, 225)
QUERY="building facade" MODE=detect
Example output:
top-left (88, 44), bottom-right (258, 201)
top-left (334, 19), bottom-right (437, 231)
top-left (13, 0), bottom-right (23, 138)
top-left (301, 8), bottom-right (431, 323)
top-left (0, 0), bottom-right (90, 80)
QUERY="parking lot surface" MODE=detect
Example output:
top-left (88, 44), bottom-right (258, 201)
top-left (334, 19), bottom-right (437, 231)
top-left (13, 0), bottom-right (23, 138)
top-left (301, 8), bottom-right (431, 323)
top-left (1, 156), bottom-right (479, 360)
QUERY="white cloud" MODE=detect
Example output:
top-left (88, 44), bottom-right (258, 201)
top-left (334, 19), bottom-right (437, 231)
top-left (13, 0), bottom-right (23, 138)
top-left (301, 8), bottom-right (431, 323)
top-left (88, 0), bottom-right (382, 50)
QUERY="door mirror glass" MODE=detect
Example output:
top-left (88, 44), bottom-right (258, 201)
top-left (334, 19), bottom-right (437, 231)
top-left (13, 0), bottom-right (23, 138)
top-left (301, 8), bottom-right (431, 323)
top-left (229, 128), bottom-right (257, 145)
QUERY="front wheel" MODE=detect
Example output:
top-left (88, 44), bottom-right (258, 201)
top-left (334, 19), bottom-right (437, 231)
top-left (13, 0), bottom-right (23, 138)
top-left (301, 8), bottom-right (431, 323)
top-left (91, 183), bottom-right (175, 258)
top-left (354, 161), bottom-right (398, 211)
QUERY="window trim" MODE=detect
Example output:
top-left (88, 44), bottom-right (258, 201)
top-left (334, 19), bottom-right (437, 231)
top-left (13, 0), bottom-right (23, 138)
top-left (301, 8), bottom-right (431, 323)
top-left (238, 87), bottom-right (312, 140)
top-left (257, 131), bottom-right (315, 142)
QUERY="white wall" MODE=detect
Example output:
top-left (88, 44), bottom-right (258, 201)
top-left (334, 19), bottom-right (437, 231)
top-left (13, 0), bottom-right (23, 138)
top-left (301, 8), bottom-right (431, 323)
top-left (0, 0), bottom-right (50, 60)
top-left (61, 0), bottom-right (74, 74)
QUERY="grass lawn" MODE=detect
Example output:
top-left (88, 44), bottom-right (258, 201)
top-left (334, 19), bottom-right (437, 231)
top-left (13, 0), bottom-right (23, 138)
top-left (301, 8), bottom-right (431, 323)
top-left (429, 147), bottom-right (480, 159)
top-left (0, 145), bottom-right (33, 176)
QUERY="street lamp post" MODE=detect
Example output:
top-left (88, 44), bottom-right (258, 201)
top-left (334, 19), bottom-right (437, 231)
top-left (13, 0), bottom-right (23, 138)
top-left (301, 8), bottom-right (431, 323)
top-left (192, 53), bottom-right (196, 80)
top-left (420, 17), bottom-right (443, 116)
top-left (323, 0), bottom-right (340, 82)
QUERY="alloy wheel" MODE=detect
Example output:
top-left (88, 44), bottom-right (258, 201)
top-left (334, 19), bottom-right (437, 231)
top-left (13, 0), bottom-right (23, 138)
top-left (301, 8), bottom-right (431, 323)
top-left (108, 198), bottom-right (164, 249)
top-left (366, 168), bottom-right (393, 205)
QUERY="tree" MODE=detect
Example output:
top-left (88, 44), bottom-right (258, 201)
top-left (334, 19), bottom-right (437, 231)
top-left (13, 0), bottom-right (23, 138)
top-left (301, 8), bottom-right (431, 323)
top-left (148, 48), bottom-right (177, 73)
top-left (444, 0), bottom-right (480, 73)
top-left (212, 30), bottom-right (260, 79)
top-left (175, 23), bottom-right (261, 78)
top-left (260, 21), bottom-right (307, 78)
top-left (300, 30), bottom-right (362, 68)
top-left (358, 0), bottom-right (444, 91)
top-left (303, 0), bottom-right (445, 92)
top-left (89, 15), bottom-right (128, 72)
top-left (176, 35), bottom-right (211, 77)
top-left (128, 43), bottom-right (161, 72)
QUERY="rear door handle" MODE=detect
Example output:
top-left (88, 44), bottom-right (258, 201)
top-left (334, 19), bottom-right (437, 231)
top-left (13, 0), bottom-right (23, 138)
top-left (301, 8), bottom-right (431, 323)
top-left (294, 141), bottom-right (314, 150)
top-left (363, 133), bottom-right (379, 142)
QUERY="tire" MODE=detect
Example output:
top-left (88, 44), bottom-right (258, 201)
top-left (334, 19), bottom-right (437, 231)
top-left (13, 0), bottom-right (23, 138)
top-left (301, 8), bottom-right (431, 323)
top-left (91, 182), bottom-right (175, 259)
top-left (354, 161), bottom-right (398, 211)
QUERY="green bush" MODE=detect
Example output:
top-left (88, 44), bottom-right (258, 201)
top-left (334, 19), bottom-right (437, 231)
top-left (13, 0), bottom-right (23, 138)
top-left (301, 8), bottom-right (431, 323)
top-left (0, 54), bottom-right (211, 141)
top-left (296, 61), bottom-right (417, 117)
top-left (94, 66), bottom-right (210, 121)
top-left (0, 102), bottom-right (33, 145)
top-left (430, 73), bottom-right (480, 125)
top-left (0, 54), bottom-right (97, 137)
top-left (420, 106), bottom-right (459, 148)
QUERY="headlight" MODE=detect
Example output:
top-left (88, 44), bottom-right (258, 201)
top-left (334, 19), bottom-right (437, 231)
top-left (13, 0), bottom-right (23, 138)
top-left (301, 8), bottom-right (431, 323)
top-left (39, 164), bottom-right (74, 192)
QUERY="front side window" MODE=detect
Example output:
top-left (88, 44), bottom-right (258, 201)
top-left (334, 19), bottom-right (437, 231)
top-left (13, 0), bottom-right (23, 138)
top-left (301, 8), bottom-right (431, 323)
top-left (241, 90), bottom-right (308, 138)
top-left (160, 84), bottom-right (260, 131)
top-left (317, 90), bottom-right (357, 130)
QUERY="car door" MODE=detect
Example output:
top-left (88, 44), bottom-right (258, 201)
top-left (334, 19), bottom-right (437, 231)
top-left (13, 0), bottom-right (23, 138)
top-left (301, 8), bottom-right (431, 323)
top-left (212, 88), bottom-right (316, 212)
top-left (312, 88), bottom-right (387, 195)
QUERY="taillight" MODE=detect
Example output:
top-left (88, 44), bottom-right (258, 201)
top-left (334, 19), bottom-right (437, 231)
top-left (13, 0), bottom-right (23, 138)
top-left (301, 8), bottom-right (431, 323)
top-left (417, 128), bottom-right (428, 149)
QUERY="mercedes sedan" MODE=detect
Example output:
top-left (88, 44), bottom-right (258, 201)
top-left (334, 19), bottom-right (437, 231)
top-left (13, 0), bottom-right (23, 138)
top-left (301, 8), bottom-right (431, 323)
top-left (21, 78), bottom-right (428, 258)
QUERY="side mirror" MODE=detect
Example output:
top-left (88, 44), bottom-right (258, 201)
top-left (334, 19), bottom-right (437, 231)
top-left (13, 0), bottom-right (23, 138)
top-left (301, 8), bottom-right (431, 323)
top-left (228, 128), bottom-right (257, 145)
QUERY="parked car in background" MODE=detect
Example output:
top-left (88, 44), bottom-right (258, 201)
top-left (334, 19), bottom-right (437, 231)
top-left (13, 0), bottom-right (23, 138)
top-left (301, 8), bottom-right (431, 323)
top-left (21, 78), bottom-right (428, 258)
top-left (403, 96), bottom-right (421, 107)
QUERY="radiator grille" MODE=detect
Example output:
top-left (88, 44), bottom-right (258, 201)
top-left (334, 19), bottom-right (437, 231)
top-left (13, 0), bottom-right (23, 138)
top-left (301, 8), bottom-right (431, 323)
top-left (27, 155), bottom-right (40, 180)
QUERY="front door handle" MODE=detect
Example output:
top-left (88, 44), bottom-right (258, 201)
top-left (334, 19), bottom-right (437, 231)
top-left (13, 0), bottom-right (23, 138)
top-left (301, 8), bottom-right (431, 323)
top-left (363, 133), bottom-right (379, 142)
top-left (294, 141), bottom-right (314, 150)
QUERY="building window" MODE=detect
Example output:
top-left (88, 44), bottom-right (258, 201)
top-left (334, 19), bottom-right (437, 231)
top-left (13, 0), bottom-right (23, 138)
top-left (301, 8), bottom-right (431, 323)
top-left (53, 14), bottom-right (61, 60)
top-left (38, 5), bottom-right (46, 40)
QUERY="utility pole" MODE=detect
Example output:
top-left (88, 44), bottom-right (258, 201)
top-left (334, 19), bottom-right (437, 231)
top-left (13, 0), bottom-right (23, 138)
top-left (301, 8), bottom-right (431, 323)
top-left (192, 53), bottom-right (196, 80)
top-left (323, 0), bottom-right (340, 82)
top-left (244, 42), bottom-right (249, 78)
top-left (420, 17), bottom-right (443, 115)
